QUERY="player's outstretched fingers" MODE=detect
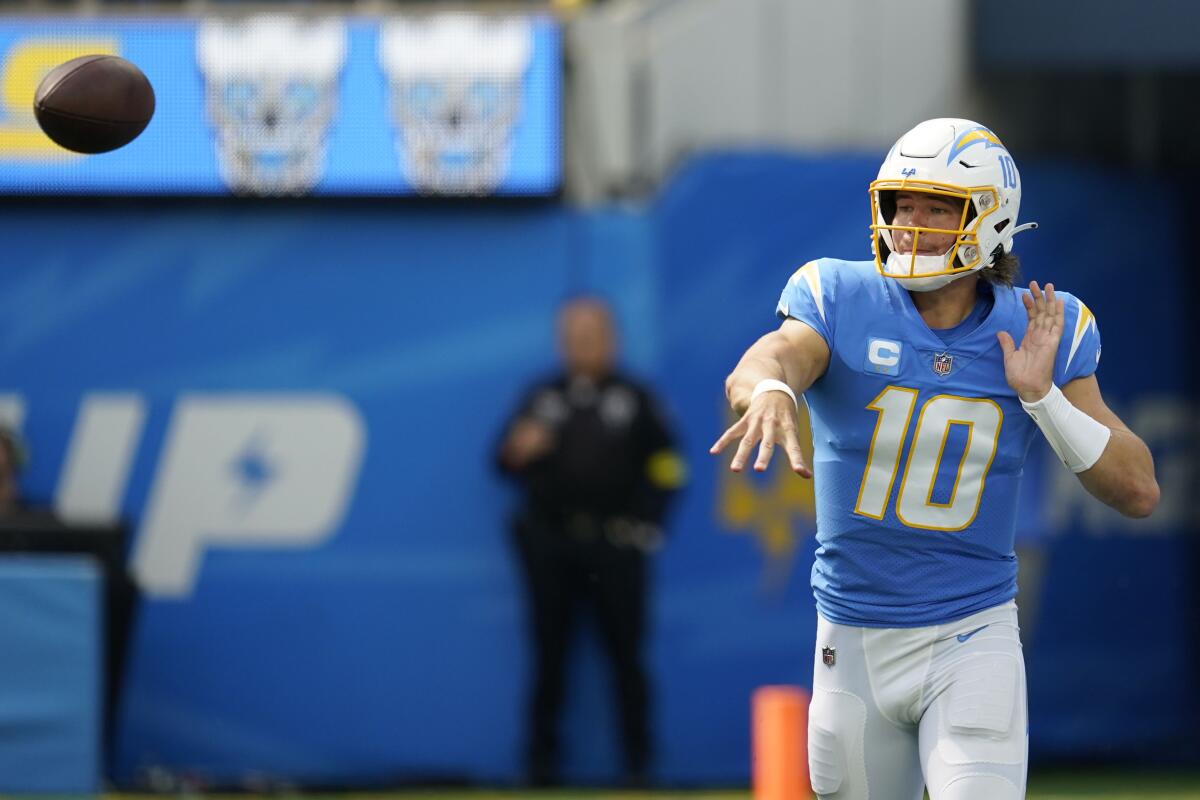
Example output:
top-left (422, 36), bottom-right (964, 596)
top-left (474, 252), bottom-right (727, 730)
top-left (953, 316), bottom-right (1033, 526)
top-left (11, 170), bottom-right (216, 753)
top-left (1029, 280), bottom-right (1046, 317)
top-left (754, 417), bottom-right (777, 472)
top-left (782, 425), bottom-right (812, 478)
top-left (729, 418), bottom-right (763, 472)
top-left (1021, 291), bottom-right (1034, 318)
top-left (710, 418), bottom-right (747, 456)
top-left (1044, 283), bottom-right (1065, 330)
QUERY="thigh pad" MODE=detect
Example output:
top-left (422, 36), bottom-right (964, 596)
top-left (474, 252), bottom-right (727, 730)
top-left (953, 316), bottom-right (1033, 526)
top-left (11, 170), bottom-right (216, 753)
top-left (808, 687), bottom-right (867, 797)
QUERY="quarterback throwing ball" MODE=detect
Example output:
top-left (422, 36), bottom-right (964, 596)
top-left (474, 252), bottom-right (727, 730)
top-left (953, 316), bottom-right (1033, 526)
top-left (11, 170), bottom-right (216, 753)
top-left (711, 118), bottom-right (1159, 800)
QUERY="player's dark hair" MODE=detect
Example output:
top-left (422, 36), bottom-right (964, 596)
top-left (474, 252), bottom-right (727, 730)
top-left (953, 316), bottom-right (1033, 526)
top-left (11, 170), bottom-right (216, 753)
top-left (982, 250), bottom-right (1020, 287)
top-left (962, 197), bottom-right (1020, 287)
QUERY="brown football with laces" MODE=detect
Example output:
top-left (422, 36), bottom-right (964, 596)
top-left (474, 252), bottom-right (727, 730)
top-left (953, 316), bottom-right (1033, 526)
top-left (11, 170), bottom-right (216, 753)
top-left (34, 54), bottom-right (155, 154)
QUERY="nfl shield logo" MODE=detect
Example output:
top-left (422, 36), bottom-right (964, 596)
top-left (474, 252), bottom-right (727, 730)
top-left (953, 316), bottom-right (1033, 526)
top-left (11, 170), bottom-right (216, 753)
top-left (933, 353), bottom-right (953, 376)
top-left (822, 646), bottom-right (836, 667)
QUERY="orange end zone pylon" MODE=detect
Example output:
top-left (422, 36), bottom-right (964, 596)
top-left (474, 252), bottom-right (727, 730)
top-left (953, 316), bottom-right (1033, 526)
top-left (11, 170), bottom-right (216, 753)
top-left (752, 685), bottom-right (811, 800)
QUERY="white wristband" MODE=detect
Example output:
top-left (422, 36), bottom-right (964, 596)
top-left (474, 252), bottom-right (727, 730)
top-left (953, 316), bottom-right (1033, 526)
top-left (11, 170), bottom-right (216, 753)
top-left (750, 378), bottom-right (798, 409)
top-left (1020, 384), bottom-right (1111, 473)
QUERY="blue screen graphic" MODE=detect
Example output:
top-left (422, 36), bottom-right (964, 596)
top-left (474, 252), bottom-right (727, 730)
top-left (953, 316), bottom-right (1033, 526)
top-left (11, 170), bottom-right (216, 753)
top-left (0, 15), bottom-right (560, 196)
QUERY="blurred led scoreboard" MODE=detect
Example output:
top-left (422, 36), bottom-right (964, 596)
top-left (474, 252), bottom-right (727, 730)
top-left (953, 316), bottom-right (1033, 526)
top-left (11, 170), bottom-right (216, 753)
top-left (0, 14), bottom-right (560, 196)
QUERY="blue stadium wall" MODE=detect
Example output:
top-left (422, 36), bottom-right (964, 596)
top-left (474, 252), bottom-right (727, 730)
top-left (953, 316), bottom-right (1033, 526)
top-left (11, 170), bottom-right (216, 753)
top-left (0, 154), bottom-right (1194, 786)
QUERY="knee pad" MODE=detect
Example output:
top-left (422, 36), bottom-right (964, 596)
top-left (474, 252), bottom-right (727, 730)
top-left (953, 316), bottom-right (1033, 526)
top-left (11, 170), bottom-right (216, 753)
top-left (937, 773), bottom-right (1020, 800)
top-left (807, 688), bottom-right (867, 797)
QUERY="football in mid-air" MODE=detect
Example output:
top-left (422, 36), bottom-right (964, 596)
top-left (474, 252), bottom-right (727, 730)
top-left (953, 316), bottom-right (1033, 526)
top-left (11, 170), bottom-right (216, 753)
top-left (34, 54), bottom-right (155, 154)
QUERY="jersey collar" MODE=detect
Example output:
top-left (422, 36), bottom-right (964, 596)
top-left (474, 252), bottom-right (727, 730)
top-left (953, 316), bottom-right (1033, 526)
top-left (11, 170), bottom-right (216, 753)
top-left (885, 276), bottom-right (1018, 360)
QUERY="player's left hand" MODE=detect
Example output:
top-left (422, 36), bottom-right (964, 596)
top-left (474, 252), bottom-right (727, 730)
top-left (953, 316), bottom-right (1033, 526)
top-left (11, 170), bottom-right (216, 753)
top-left (997, 280), bottom-right (1064, 403)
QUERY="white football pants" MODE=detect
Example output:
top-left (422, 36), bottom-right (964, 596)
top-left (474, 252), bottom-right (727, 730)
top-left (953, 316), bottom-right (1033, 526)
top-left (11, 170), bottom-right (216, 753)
top-left (808, 600), bottom-right (1027, 800)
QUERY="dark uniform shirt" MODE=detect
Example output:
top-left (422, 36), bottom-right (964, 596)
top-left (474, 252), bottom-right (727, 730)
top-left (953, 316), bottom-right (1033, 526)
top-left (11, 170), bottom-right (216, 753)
top-left (500, 372), bottom-right (684, 528)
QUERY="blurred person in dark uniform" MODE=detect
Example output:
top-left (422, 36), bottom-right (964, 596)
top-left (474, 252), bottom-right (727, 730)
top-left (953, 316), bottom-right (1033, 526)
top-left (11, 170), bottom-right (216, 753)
top-left (497, 297), bottom-right (685, 788)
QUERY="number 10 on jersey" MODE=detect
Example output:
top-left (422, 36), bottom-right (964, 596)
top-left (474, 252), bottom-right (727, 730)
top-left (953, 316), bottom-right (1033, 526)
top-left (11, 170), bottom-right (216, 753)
top-left (854, 387), bottom-right (1003, 531)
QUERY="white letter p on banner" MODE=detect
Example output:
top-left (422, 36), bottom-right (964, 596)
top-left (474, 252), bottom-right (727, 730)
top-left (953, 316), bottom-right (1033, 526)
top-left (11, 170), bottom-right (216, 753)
top-left (132, 395), bottom-right (366, 597)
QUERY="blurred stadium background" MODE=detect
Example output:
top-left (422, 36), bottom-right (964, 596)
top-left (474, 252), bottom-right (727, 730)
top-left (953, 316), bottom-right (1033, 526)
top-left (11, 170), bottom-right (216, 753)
top-left (0, 0), bottom-right (1197, 796)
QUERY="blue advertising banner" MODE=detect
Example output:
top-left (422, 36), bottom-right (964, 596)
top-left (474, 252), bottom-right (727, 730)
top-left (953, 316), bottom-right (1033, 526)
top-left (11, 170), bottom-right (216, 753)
top-left (0, 155), bottom-right (1192, 786)
top-left (0, 14), bottom-right (560, 196)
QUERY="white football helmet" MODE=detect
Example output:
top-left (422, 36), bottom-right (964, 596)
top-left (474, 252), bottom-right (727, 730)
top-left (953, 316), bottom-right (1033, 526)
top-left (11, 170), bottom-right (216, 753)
top-left (870, 118), bottom-right (1037, 292)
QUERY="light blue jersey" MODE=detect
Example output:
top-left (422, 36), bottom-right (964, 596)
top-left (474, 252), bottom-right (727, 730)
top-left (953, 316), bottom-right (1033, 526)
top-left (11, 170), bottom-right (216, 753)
top-left (778, 259), bottom-right (1101, 627)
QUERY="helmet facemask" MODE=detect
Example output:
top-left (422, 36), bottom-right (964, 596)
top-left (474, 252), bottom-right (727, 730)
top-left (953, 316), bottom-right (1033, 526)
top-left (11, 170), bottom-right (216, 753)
top-left (869, 179), bottom-right (1003, 292)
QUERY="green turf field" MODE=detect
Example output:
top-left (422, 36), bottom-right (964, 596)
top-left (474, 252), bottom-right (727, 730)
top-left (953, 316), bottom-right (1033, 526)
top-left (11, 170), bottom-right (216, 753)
top-left (103, 771), bottom-right (1200, 800)
top-left (1024, 770), bottom-right (1200, 798)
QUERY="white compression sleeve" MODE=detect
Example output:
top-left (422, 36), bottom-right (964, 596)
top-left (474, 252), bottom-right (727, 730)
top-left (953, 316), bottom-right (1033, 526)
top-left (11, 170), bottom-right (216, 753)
top-left (1020, 384), bottom-right (1111, 473)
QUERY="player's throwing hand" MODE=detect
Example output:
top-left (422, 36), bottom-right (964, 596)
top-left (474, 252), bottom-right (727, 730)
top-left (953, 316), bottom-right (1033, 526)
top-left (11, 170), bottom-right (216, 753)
top-left (709, 391), bottom-right (812, 477)
top-left (997, 280), bottom-right (1064, 402)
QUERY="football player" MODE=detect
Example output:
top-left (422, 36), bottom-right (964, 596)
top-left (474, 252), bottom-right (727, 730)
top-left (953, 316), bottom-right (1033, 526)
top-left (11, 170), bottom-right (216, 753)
top-left (711, 118), bottom-right (1159, 800)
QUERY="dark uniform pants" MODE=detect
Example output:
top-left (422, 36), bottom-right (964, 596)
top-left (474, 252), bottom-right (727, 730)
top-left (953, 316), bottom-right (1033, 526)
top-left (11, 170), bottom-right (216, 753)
top-left (513, 513), bottom-right (650, 781)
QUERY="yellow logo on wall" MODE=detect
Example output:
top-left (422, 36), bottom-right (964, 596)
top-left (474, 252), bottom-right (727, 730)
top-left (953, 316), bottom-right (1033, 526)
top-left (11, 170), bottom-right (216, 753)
top-left (0, 38), bottom-right (118, 158)
top-left (716, 401), bottom-right (817, 589)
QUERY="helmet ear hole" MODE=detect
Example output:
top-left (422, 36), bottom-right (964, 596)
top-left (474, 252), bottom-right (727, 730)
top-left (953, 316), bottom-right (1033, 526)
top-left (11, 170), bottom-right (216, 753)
top-left (994, 219), bottom-right (1011, 234)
